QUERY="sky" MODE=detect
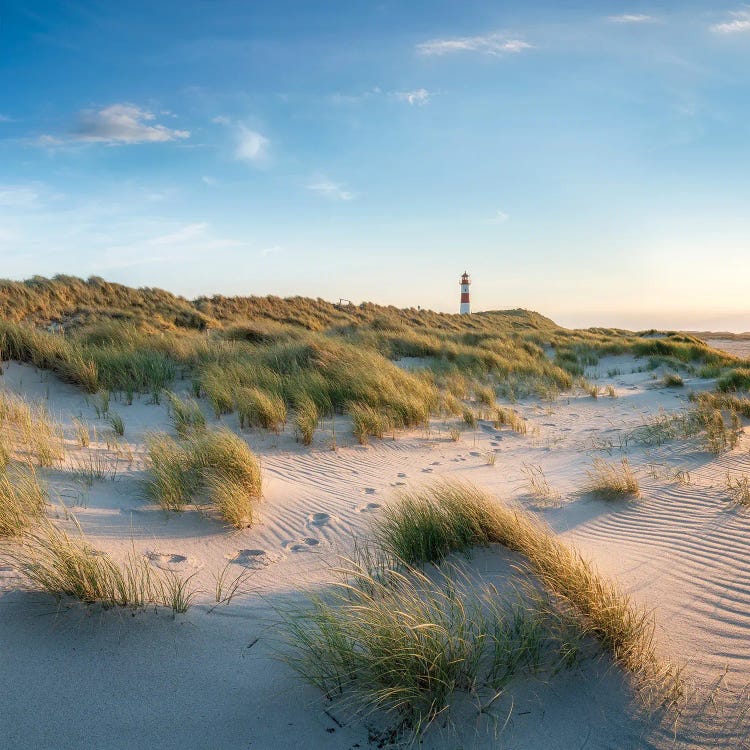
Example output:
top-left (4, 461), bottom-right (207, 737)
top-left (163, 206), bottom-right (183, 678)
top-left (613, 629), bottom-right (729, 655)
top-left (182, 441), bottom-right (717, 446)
top-left (2, 1), bottom-right (750, 331)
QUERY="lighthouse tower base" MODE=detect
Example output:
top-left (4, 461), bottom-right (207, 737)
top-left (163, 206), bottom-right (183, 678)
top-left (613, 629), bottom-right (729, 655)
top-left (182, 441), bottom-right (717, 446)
top-left (460, 302), bottom-right (470, 314)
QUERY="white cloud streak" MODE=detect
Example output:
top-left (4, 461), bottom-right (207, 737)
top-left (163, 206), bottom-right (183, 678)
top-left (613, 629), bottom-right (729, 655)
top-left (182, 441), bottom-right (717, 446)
top-left (306, 177), bottom-right (354, 201)
top-left (711, 10), bottom-right (750, 33)
top-left (607, 14), bottom-right (654, 23)
top-left (417, 33), bottom-right (531, 56)
top-left (394, 88), bottom-right (431, 105)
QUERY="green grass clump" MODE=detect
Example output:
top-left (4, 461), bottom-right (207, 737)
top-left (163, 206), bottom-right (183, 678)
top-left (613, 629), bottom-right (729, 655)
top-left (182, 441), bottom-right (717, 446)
top-left (235, 386), bottom-right (287, 432)
top-left (145, 428), bottom-right (261, 527)
top-left (584, 458), bottom-right (640, 499)
top-left (663, 373), bottom-right (684, 388)
top-left (6, 519), bottom-right (196, 611)
top-left (350, 402), bottom-right (393, 444)
top-left (718, 368), bottom-right (750, 392)
top-left (283, 480), bottom-right (678, 739)
top-left (145, 433), bottom-right (196, 511)
top-left (294, 394), bottom-right (319, 446)
top-left (109, 412), bottom-right (125, 436)
top-left (0, 466), bottom-right (47, 537)
top-left (164, 390), bottom-right (206, 437)
top-left (372, 481), bottom-right (670, 687)
top-left (281, 559), bottom-right (582, 738)
top-left (7, 521), bottom-right (156, 607)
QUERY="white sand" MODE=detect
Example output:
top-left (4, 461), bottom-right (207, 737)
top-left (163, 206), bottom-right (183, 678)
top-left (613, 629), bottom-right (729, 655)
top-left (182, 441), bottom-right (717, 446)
top-left (2, 356), bottom-right (749, 748)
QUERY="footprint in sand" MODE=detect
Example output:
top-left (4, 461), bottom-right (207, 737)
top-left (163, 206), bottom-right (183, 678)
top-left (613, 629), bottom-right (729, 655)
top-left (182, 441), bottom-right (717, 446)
top-left (230, 549), bottom-right (282, 570)
top-left (392, 481), bottom-right (407, 486)
top-left (422, 467), bottom-right (433, 473)
top-left (146, 551), bottom-right (200, 572)
top-left (397, 472), bottom-right (407, 478)
top-left (469, 451), bottom-right (481, 457)
top-left (307, 512), bottom-right (334, 527)
top-left (361, 487), bottom-right (377, 495)
top-left (430, 461), bottom-right (441, 466)
top-left (490, 442), bottom-right (500, 447)
top-left (357, 502), bottom-right (382, 513)
top-left (284, 537), bottom-right (321, 553)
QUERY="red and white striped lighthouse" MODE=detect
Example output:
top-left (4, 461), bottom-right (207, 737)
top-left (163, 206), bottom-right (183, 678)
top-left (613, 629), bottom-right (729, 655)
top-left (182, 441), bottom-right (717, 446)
top-left (459, 271), bottom-right (471, 314)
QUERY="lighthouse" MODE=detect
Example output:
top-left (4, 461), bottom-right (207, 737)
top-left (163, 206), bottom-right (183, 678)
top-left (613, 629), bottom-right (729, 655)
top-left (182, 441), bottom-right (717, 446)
top-left (459, 271), bottom-right (471, 314)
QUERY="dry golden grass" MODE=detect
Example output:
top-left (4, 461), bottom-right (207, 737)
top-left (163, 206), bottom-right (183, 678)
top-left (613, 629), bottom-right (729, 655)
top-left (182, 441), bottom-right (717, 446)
top-left (0, 465), bottom-right (47, 537)
top-left (584, 458), bottom-right (640, 499)
top-left (372, 481), bottom-right (676, 697)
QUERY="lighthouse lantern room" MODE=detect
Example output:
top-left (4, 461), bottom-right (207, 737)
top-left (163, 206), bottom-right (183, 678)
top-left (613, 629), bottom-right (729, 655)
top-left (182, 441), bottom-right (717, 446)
top-left (459, 271), bottom-right (471, 315)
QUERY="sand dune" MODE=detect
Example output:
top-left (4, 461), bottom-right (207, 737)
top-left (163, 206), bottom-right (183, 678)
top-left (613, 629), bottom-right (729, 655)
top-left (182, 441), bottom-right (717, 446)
top-left (2, 355), bottom-right (750, 748)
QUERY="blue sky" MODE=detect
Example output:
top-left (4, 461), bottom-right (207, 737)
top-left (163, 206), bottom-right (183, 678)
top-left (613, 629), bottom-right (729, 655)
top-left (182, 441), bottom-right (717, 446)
top-left (2, 2), bottom-right (750, 330)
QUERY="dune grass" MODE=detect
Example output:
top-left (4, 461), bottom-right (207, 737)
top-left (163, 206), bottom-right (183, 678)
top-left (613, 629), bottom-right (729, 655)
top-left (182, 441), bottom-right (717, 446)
top-left (0, 466), bottom-right (47, 537)
top-left (350, 402), bottom-right (393, 444)
top-left (718, 368), bottom-right (750, 393)
top-left (283, 480), bottom-right (678, 739)
top-left (4, 519), bottom-right (197, 612)
top-left (294, 394), bottom-right (319, 445)
top-left (584, 458), bottom-right (640, 499)
top-left (145, 428), bottom-right (261, 527)
top-left (371, 482), bottom-right (670, 687)
top-left (164, 390), bottom-right (206, 437)
top-left (235, 386), bottom-right (287, 432)
top-left (280, 559), bottom-right (584, 738)
top-left (0, 391), bottom-right (65, 467)
top-left (725, 472), bottom-right (750, 506)
top-left (663, 373), bottom-right (684, 388)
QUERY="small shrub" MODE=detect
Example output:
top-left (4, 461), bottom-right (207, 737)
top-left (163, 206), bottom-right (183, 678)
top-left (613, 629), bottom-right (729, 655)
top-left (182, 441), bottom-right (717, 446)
top-left (663, 373), bottom-right (683, 388)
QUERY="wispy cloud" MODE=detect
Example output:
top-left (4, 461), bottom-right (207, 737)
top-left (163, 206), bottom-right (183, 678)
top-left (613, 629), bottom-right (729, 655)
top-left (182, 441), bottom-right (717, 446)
top-left (488, 209), bottom-right (510, 224)
top-left (417, 33), bottom-right (531, 57)
top-left (306, 177), bottom-right (354, 201)
top-left (213, 117), bottom-right (270, 163)
top-left (44, 104), bottom-right (190, 145)
top-left (0, 114), bottom-right (13, 123)
top-left (607, 14), bottom-right (654, 23)
top-left (711, 9), bottom-right (750, 33)
top-left (394, 88), bottom-right (431, 105)
top-left (235, 125), bottom-right (269, 162)
top-left (147, 222), bottom-right (208, 246)
top-left (0, 185), bottom-right (40, 207)
top-left (202, 175), bottom-right (219, 186)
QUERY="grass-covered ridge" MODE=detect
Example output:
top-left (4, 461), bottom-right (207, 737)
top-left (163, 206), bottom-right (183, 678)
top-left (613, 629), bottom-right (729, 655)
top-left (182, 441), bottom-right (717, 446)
top-left (0, 275), bottom-right (744, 440)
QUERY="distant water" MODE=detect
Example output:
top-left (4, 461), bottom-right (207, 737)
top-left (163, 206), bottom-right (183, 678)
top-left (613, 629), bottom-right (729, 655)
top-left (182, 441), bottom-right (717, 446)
top-left (706, 339), bottom-right (750, 359)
